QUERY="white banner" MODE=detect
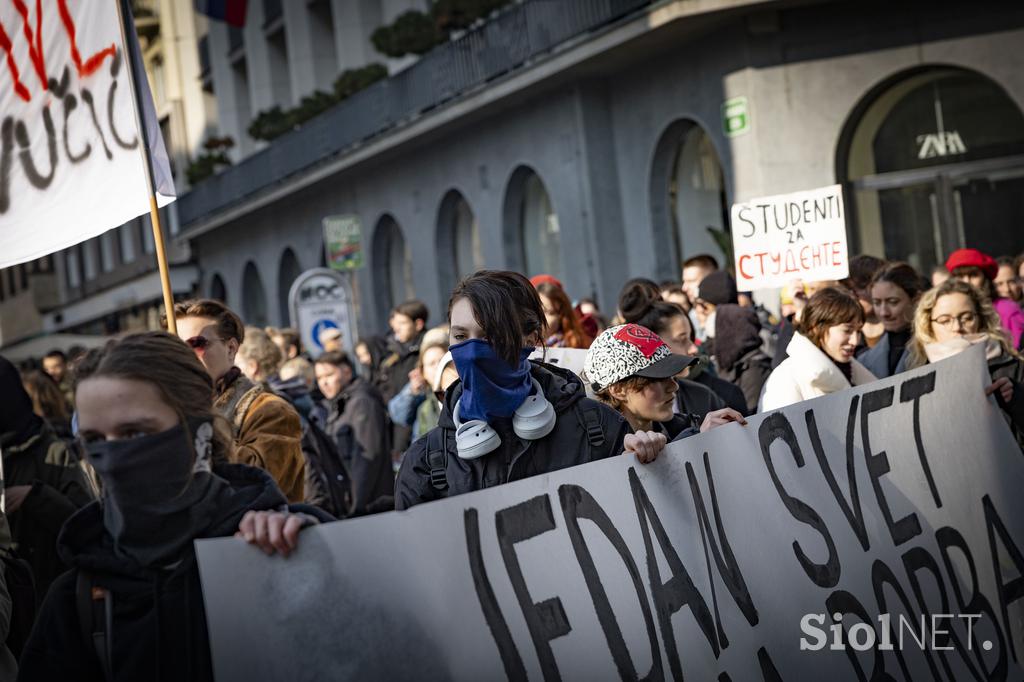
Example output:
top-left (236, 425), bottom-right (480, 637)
top-left (0, 2), bottom-right (174, 269)
top-left (197, 345), bottom-right (1024, 680)
top-left (731, 184), bottom-right (849, 291)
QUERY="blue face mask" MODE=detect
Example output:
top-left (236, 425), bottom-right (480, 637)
top-left (449, 339), bottom-right (534, 423)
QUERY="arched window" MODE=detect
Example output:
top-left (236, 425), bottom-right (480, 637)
top-left (241, 261), bottom-right (268, 327)
top-left (372, 215), bottom-right (413, 319)
top-left (210, 273), bottom-right (227, 303)
top-left (650, 120), bottom-right (728, 280)
top-left (503, 166), bottom-right (561, 277)
top-left (437, 190), bottom-right (483, 296)
top-left (840, 67), bottom-right (1024, 272)
top-left (277, 248), bottom-right (302, 325)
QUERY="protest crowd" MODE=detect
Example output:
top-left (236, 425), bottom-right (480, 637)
top-left (0, 244), bottom-right (1021, 680)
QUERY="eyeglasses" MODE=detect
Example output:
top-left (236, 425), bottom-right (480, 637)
top-left (931, 312), bottom-right (977, 329)
top-left (185, 335), bottom-right (214, 352)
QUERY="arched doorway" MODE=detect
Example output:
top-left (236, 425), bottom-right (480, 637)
top-left (502, 166), bottom-right (561, 277)
top-left (840, 67), bottom-right (1024, 272)
top-left (437, 190), bottom-right (483, 296)
top-left (209, 273), bottom-right (227, 303)
top-left (277, 248), bottom-right (302, 325)
top-left (649, 119), bottom-right (729, 280)
top-left (371, 215), bottom-right (413, 321)
top-left (241, 261), bottom-right (268, 327)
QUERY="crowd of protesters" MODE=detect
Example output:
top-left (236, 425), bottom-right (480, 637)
top-left (0, 244), bottom-right (1022, 679)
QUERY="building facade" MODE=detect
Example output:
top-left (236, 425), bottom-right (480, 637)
top-left (3, 0), bottom-right (1023, 352)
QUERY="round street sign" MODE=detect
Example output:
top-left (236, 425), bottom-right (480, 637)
top-left (288, 268), bottom-right (357, 356)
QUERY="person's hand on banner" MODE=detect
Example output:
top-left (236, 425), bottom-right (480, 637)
top-left (985, 376), bottom-right (1013, 404)
top-left (700, 408), bottom-right (748, 433)
top-left (236, 509), bottom-right (318, 557)
top-left (623, 431), bottom-right (668, 464)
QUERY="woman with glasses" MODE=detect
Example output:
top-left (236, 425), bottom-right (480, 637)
top-left (907, 279), bottom-right (1022, 448)
top-left (945, 248), bottom-right (1024, 350)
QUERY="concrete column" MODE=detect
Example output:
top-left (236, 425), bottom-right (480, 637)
top-left (283, 1), bottom-right (339, 102)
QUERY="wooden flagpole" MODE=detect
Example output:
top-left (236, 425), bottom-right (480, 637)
top-left (114, 0), bottom-right (178, 334)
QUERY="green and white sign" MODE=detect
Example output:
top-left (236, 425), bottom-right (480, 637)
top-left (323, 215), bottom-right (364, 271)
top-left (722, 97), bottom-right (750, 137)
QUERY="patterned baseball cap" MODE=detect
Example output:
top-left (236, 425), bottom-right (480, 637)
top-left (584, 323), bottom-right (696, 392)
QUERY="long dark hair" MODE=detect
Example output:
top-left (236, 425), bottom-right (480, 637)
top-left (74, 332), bottom-right (233, 464)
top-left (449, 270), bottom-right (545, 366)
top-left (536, 282), bottom-right (591, 349)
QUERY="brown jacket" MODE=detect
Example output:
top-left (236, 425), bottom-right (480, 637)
top-left (214, 373), bottom-right (305, 503)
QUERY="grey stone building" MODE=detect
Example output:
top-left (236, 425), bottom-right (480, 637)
top-left (3, 0), bottom-right (1023, 352)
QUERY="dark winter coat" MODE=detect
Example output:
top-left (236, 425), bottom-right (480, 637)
top-left (674, 379), bottom-right (727, 430)
top-left (713, 304), bottom-right (772, 415)
top-left (688, 357), bottom-right (748, 416)
top-left (395, 361), bottom-right (630, 510)
top-left (3, 425), bottom-right (93, 602)
top-left (989, 353), bottom-right (1024, 451)
top-left (16, 464), bottom-right (312, 682)
top-left (321, 376), bottom-right (394, 514)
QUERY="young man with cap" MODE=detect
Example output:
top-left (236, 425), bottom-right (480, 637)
top-left (585, 323), bottom-right (747, 441)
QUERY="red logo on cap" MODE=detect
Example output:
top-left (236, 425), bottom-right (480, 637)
top-left (614, 325), bottom-right (664, 358)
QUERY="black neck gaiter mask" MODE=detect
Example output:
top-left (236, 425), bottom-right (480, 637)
top-left (85, 419), bottom-right (231, 569)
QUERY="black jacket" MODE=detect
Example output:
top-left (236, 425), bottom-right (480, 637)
top-left (689, 360), bottom-right (748, 416)
top-left (3, 425), bottom-right (94, 603)
top-left (395, 361), bottom-right (630, 510)
top-left (718, 348), bottom-right (772, 416)
top-left (321, 376), bottom-right (394, 515)
top-left (989, 353), bottom-right (1024, 451)
top-left (17, 464), bottom-right (303, 682)
top-left (675, 379), bottom-right (727, 430)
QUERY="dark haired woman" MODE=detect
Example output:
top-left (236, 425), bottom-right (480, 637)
top-left (946, 248), bottom-right (1024, 350)
top-left (21, 369), bottom-right (73, 439)
top-left (857, 262), bottom-right (925, 378)
top-left (759, 288), bottom-right (877, 411)
top-left (18, 332), bottom-right (329, 681)
top-left (535, 281), bottom-right (593, 349)
top-left (395, 271), bottom-right (655, 510)
top-left (615, 277), bottom-right (661, 325)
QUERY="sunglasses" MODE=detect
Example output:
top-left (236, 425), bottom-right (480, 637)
top-left (185, 335), bottom-right (215, 352)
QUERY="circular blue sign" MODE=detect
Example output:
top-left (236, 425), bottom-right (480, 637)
top-left (309, 319), bottom-right (340, 353)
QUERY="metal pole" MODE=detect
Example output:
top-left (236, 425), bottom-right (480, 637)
top-left (113, 0), bottom-right (178, 334)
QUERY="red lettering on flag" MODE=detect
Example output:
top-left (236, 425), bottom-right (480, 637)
top-left (57, 0), bottom-right (115, 79)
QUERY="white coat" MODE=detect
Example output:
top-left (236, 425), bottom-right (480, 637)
top-left (758, 332), bottom-right (877, 412)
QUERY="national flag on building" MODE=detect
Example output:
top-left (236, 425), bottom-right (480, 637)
top-left (194, 0), bottom-right (247, 28)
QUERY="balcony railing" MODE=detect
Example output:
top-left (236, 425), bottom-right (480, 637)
top-left (180, 0), bottom-right (652, 231)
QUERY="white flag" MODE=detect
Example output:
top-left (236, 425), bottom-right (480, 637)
top-left (0, 0), bottom-right (175, 269)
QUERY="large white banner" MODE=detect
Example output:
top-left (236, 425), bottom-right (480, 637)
top-left (197, 345), bottom-right (1024, 680)
top-left (0, 1), bottom-right (174, 268)
top-left (731, 184), bottom-right (849, 292)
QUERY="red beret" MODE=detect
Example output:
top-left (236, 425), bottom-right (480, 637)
top-left (530, 274), bottom-right (564, 290)
top-left (945, 248), bottom-right (997, 280)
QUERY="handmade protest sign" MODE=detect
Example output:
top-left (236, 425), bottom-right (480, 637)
top-left (197, 345), bottom-right (1024, 681)
top-left (731, 184), bottom-right (849, 291)
top-left (0, 1), bottom-right (174, 269)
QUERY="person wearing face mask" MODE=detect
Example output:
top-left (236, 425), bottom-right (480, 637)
top-left (17, 332), bottom-right (329, 682)
top-left (945, 248), bottom-right (1024, 350)
top-left (170, 300), bottom-right (306, 503)
top-left (759, 287), bottom-right (877, 411)
top-left (856, 262), bottom-right (925, 379)
top-left (907, 279), bottom-right (1022, 449)
top-left (0, 356), bottom-right (93, 603)
top-left (587, 324), bottom-right (748, 441)
top-left (394, 271), bottom-right (667, 511)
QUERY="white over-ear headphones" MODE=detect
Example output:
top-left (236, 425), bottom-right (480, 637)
top-left (452, 378), bottom-right (556, 459)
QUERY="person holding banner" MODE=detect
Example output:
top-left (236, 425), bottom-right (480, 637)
top-left (907, 278), bottom-right (1023, 448)
top-left (856, 262), bottom-right (925, 378)
top-left (759, 287), bottom-right (877, 411)
top-left (17, 333), bottom-right (329, 682)
top-left (393, 271), bottom-right (649, 510)
top-left (585, 323), bottom-right (748, 441)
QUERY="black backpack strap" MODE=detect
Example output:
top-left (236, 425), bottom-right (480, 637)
top-left (426, 428), bottom-right (449, 493)
top-left (577, 403), bottom-right (605, 451)
top-left (76, 571), bottom-right (114, 682)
